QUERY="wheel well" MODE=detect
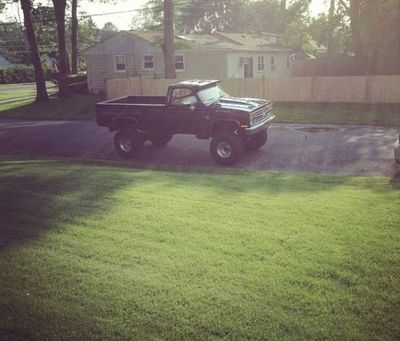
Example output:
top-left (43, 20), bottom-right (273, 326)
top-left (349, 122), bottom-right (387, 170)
top-left (211, 120), bottom-right (241, 136)
top-left (111, 116), bottom-right (138, 132)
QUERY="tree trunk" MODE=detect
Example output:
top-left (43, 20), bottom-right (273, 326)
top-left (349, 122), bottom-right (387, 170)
top-left (20, 0), bottom-right (49, 102)
top-left (52, 0), bottom-right (70, 97)
top-left (71, 0), bottom-right (78, 74)
top-left (327, 0), bottom-right (335, 56)
top-left (349, 0), bottom-right (365, 74)
top-left (163, 0), bottom-right (176, 79)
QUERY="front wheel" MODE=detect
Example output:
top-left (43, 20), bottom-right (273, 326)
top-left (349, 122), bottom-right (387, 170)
top-left (114, 130), bottom-right (144, 159)
top-left (210, 133), bottom-right (244, 166)
top-left (244, 130), bottom-right (268, 151)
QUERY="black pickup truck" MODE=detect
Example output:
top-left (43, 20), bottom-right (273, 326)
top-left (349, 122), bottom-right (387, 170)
top-left (96, 80), bottom-right (274, 165)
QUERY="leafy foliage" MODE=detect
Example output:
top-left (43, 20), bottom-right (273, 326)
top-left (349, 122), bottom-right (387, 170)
top-left (0, 64), bottom-right (35, 84)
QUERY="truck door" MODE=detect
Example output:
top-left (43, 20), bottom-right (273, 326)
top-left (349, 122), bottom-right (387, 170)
top-left (166, 87), bottom-right (203, 134)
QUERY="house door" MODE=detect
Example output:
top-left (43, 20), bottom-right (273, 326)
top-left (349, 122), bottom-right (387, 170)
top-left (244, 57), bottom-right (253, 78)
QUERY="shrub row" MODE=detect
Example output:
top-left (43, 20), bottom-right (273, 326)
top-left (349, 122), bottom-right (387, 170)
top-left (0, 65), bottom-right (35, 84)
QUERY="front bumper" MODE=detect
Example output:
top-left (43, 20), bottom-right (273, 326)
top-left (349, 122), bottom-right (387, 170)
top-left (245, 115), bottom-right (275, 136)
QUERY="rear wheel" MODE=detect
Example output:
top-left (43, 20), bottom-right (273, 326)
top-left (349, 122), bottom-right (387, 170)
top-left (210, 133), bottom-right (244, 166)
top-left (114, 130), bottom-right (144, 159)
top-left (150, 133), bottom-right (173, 147)
top-left (244, 130), bottom-right (268, 151)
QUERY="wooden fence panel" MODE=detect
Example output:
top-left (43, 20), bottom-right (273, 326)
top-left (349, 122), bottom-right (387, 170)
top-left (106, 78), bottom-right (129, 99)
top-left (313, 76), bottom-right (366, 103)
top-left (105, 76), bottom-right (400, 104)
top-left (369, 76), bottom-right (400, 103)
top-left (264, 77), bottom-right (313, 102)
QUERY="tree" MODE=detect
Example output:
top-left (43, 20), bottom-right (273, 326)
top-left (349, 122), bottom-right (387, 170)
top-left (327, 0), bottom-right (335, 55)
top-left (20, 0), bottom-right (49, 101)
top-left (131, 0), bottom-right (166, 31)
top-left (0, 21), bottom-right (29, 64)
top-left (77, 16), bottom-right (100, 49)
top-left (163, 0), bottom-right (175, 79)
top-left (52, 0), bottom-right (70, 97)
top-left (99, 21), bottom-right (119, 40)
top-left (281, 0), bottom-right (312, 50)
top-left (341, 0), bottom-right (400, 74)
top-left (32, 4), bottom-right (58, 49)
top-left (180, 0), bottom-right (245, 33)
top-left (71, 0), bottom-right (78, 73)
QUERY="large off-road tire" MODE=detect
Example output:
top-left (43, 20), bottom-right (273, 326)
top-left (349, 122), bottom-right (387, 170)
top-left (210, 133), bottom-right (244, 166)
top-left (114, 130), bottom-right (144, 159)
top-left (244, 130), bottom-right (268, 151)
top-left (150, 133), bottom-right (173, 147)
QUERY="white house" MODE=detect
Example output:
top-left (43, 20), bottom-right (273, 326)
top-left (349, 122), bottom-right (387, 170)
top-left (81, 30), bottom-right (294, 94)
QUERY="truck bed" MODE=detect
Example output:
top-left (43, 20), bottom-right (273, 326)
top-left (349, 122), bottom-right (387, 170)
top-left (96, 96), bottom-right (167, 128)
top-left (102, 95), bottom-right (166, 105)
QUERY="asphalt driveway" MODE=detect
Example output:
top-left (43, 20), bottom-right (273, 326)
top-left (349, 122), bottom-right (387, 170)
top-left (0, 119), bottom-right (398, 177)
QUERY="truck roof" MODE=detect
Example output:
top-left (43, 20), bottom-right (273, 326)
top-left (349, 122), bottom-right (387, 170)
top-left (171, 79), bottom-right (220, 90)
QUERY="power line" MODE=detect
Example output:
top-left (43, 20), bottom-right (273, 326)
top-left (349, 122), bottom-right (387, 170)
top-left (0, 1), bottom-right (193, 26)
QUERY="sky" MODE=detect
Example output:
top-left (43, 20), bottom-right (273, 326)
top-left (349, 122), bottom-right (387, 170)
top-left (2, 0), bottom-right (329, 31)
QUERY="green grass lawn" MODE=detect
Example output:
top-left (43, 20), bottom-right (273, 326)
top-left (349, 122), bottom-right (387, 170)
top-left (0, 81), bottom-right (399, 126)
top-left (0, 90), bottom-right (36, 101)
top-left (0, 159), bottom-right (399, 339)
top-left (0, 94), bottom-right (103, 120)
top-left (0, 82), bottom-right (57, 103)
top-left (274, 105), bottom-right (400, 127)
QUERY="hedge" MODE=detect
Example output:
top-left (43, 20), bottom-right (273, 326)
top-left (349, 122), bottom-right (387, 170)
top-left (0, 65), bottom-right (35, 84)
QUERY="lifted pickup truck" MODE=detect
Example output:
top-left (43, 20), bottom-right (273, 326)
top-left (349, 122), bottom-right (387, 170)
top-left (96, 80), bottom-right (275, 165)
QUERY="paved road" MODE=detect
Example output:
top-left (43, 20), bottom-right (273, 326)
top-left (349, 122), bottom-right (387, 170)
top-left (0, 119), bottom-right (399, 177)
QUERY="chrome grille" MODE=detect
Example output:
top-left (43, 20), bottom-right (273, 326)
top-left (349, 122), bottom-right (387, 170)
top-left (250, 103), bottom-right (272, 125)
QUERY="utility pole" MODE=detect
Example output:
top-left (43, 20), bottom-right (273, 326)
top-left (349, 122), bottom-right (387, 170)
top-left (327, 0), bottom-right (335, 56)
top-left (280, 0), bottom-right (286, 32)
top-left (163, 0), bottom-right (176, 79)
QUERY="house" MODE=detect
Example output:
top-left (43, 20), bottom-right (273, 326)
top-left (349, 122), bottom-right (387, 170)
top-left (0, 51), bottom-right (12, 69)
top-left (81, 30), bottom-right (293, 94)
top-left (40, 53), bottom-right (57, 72)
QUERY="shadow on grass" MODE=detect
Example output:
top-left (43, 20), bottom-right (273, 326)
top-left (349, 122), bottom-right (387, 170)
top-left (0, 158), bottom-right (396, 250)
top-left (389, 170), bottom-right (400, 190)
top-left (0, 161), bottom-right (144, 249)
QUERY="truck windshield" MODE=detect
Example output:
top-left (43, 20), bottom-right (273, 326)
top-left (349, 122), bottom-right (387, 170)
top-left (197, 85), bottom-right (228, 106)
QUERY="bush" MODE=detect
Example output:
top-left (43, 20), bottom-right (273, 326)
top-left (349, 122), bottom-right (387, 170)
top-left (0, 65), bottom-right (35, 84)
top-left (67, 73), bottom-right (88, 94)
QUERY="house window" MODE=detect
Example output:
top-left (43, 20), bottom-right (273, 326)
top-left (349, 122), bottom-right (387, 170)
top-left (114, 55), bottom-right (126, 72)
top-left (143, 55), bottom-right (154, 70)
top-left (271, 56), bottom-right (276, 70)
top-left (257, 56), bottom-right (264, 71)
top-left (175, 55), bottom-right (185, 71)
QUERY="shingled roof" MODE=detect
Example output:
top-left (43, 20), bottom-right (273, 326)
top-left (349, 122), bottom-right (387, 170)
top-left (82, 30), bottom-right (291, 55)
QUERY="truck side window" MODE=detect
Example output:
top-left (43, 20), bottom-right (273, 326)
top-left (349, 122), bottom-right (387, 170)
top-left (171, 88), bottom-right (198, 106)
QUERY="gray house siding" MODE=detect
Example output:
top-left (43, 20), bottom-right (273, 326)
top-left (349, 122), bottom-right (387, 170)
top-left (83, 33), bottom-right (163, 93)
top-left (175, 50), bottom-right (228, 80)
